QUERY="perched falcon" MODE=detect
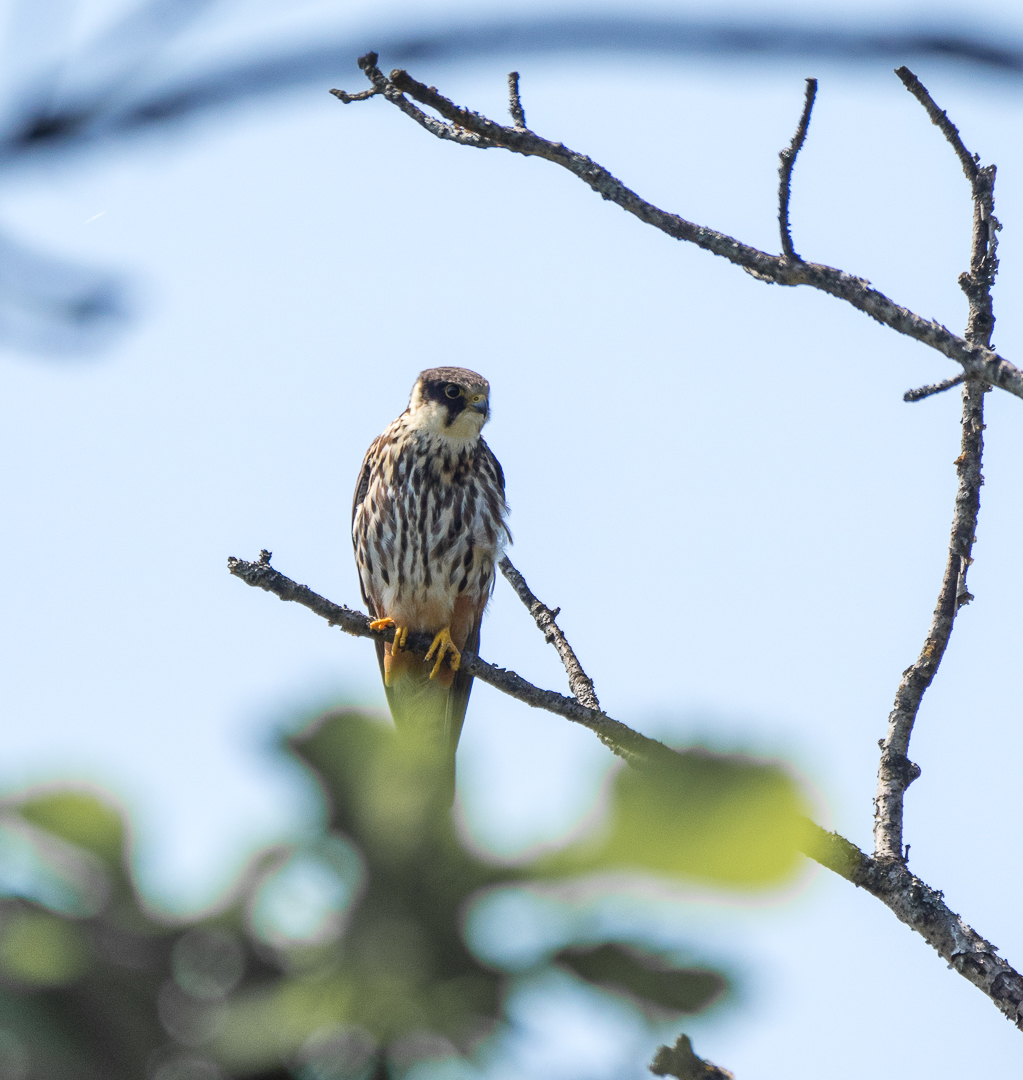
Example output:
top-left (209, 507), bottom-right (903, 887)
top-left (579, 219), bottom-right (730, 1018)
top-left (352, 367), bottom-right (509, 802)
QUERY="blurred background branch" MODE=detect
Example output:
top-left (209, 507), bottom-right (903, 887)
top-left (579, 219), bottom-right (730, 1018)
top-left (0, 1), bottom-right (1021, 358)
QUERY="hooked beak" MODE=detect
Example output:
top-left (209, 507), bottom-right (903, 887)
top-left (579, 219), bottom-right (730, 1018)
top-left (470, 398), bottom-right (489, 417)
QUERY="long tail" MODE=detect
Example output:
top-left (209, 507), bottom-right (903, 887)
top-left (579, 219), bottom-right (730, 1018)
top-left (375, 630), bottom-right (478, 806)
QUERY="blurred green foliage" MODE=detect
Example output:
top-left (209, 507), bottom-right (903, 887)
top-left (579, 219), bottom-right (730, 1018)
top-left (0, 709), bottom-right (807, 1078)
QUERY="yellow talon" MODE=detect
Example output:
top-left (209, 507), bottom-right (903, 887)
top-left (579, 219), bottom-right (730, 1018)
top-left (424, 627), bottom-right (461, 680)
top-left (369, 618), bottom-right (407, 654)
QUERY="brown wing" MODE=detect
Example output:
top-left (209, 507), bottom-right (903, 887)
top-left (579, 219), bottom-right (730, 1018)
top-left (351, 437), bottom-right (386, 681)
top-left (444, 441), bottom-right (505, 763)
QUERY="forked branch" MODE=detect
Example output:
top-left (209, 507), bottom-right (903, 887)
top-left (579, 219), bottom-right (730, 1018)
top-left (312, 60), bottom-right (1023, 1030)
top-left (331, 54), bottom-right (1023, 398)
top-left (227, 553), bottom-right (1023, 1028)
top-left (873, 72), bottom-right (994, 865)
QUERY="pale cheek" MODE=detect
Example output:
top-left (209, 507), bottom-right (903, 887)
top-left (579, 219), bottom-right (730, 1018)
top-left (446, 411), bottom-right (484, 439)
top-left (408, 402), bottom-right (449, 434)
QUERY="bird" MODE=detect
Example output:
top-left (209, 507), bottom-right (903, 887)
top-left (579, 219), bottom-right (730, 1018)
top-left (352, 367), bottom-right (509, 803)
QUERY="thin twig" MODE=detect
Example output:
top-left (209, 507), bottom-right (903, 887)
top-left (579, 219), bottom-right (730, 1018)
top-left (507, 71), bottom-right (527, 129)
top-left (897, 65), bottom-right (1000, 349)
top-left (226, 553), bottom-right (1023, 1027)
top-left (329, 56), bottom-right (1023, 399)
top-left (498, 555), bottom-right (599, 709)
top-left (777, 77), bottom-right (817, 260)
top-left (873, 70), bottom-right (994, 864)
top-left (903, 372), bottom-right (966, 402)
top-left (896, 66), bottom-right (979, 182)
top-left (329, 86), bottom-right (379, 104)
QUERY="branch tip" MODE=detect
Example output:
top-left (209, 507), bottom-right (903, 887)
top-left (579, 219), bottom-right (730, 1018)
top-left (895, 66), bottom-right (979, 183)
top-left (507, 71), bottom-right (527, 129)
top-left (903, 373), bottom-right (967, 401)
top-left (330, 86), bottom-right (379, 104)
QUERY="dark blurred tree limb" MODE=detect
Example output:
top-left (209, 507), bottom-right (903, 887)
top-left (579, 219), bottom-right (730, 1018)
top-left (226, 552), bottom-right (1023, 1029)
top-left (650, 1034), bottom-right (734, 1079)
top-left (332, 54), bottom-right (1023, 400)
top-left (11, 14), bottom-right (1023, 165)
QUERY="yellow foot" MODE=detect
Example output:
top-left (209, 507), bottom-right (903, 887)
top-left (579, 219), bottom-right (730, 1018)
top-left (369, 617), bottom-right (407, 653)
top-left (425, 627), bottom-right (461, 680)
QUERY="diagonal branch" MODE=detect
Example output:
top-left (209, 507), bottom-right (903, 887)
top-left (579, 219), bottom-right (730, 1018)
top-left (330, 56), bottom-right (1023, 400)
top-left (498, 555), bottom-right (600, 709)
top-left (777, 77), bottom-right (817, 261)
top-left (873, 71), bottom-right (994, 864)
top-left (896, 66), bottom-right (1000, 349)
top-left (803, 826), bottom-right (1023, 1028)
top-left (227, 552), bottom-right (1023, 1028)
top-left (227, 551), bottom-right (664, 769)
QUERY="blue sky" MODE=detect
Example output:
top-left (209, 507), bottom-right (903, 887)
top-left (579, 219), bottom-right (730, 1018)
top-left (1, 1), bottom-right (1022, 1076)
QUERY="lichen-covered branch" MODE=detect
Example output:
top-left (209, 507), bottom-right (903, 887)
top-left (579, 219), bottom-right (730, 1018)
top-left (330, 55), bottom-right (1023, 399)
top-left (802, 824), bottom-right (1023, 1028)
top-left (873, 72), bottom-right (994, 864)
top-left (498, 555), bottom-right (600, 709)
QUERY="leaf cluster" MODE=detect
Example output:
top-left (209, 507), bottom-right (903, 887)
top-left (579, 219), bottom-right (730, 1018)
top-left (0, 710), bottom-right (806, 1077)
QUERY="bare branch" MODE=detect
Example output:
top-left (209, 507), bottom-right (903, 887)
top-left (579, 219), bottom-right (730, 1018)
top-left (896, 66), bottom-right (980, 183)
top-left (896, 66), bottom-right (1000, 349)
top-left (342, 52), bottom-right (500, 149)
top-left (777, 77), bottom-right (817, 260)
top-left (227, 552), bottom-right (669, 770)
top-left (904, 372), bottom-right (966, 402)
top-left (498, 555), bottom-right (600, 709)
top-left (227, 553), bottom-right (1023, 1027)
top-left (802, 823), bottom-right (1023, 1029)
top-left (331, 55), bottom-right (1023, 399)
top-left (329, 86), bottom-right (379, 104)
top-left (874, 72), bottom-right (995, 864)
top-left (507, 71), bottom-right (527, 129)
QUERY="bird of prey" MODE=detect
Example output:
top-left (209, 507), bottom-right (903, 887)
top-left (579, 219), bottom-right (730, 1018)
top-left (352, 367), bottom-right (509, 802)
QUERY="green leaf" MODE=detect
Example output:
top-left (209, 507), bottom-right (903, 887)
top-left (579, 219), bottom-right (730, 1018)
top-left (0, 909), bottom-right (90, 987)
top-left (18, 791), bottom-right (125, 868)
top-left (530, 751), bottom-right (808, 887)
top-left (555, 944), bottom-right (725, 1015)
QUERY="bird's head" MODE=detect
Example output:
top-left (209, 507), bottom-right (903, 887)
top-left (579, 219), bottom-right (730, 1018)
top-left (407, 367), bottom-right (491, 441)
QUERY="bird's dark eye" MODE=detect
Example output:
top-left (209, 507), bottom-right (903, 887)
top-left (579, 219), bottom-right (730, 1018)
top-left (444, 385), bottom-right (461, 399)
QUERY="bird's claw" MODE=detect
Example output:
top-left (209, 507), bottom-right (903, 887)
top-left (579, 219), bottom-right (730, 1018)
top-left (425, 627), bottom-right (461, 679)
top-left (370, 617), bottom-right (407, 653)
